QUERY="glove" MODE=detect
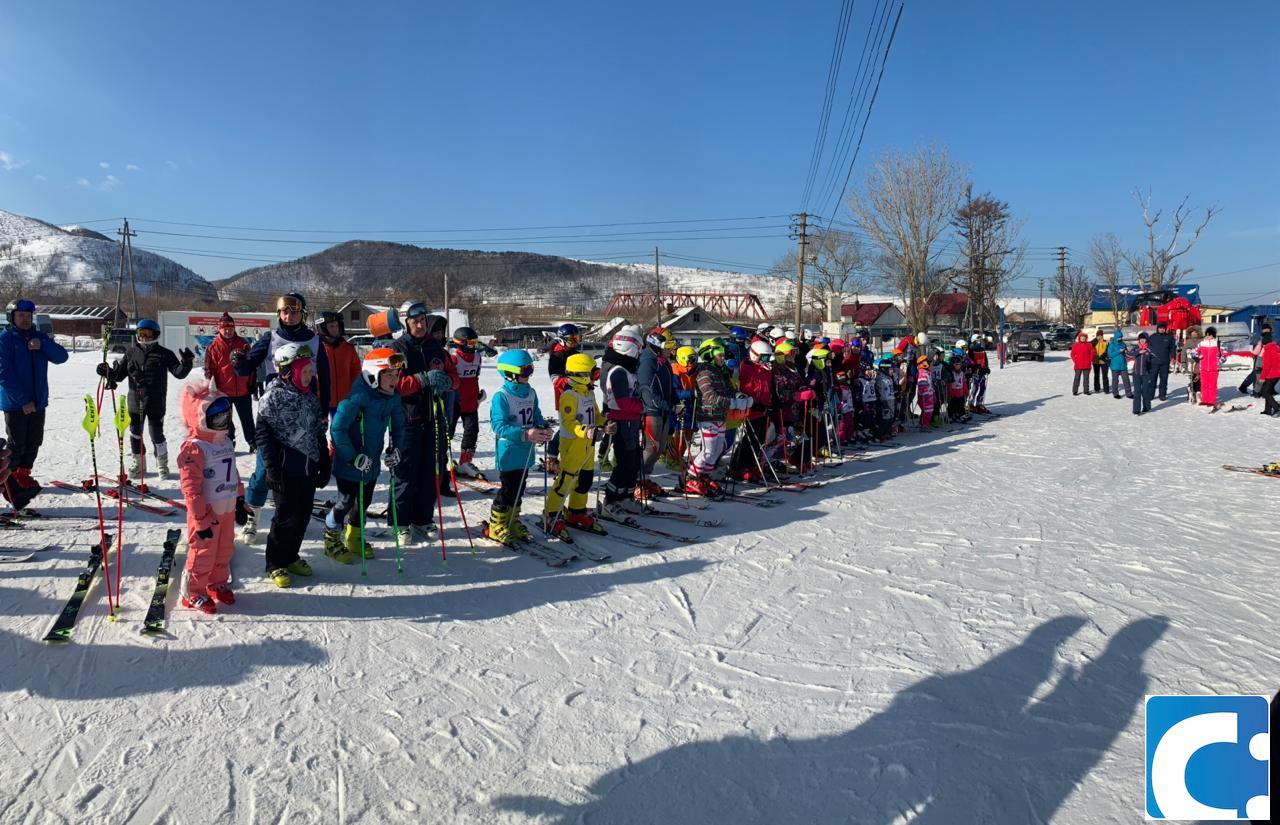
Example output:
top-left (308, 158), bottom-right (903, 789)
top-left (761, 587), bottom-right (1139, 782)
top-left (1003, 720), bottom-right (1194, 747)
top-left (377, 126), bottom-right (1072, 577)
top-left (352, 453), bottom-right (373, 472)
top-left (96, 362), bottom-right (111, 378)
top-left (235, 496), bottom-right (250, 526)
top-left (383, 447), bottom-right (401, 469)
top-left (180, 348), bottom-right (194, 363)
top-left (426, 369), bottom-right (452, 395)
top-left (604, 420), bottom-right (618, 436)
top-left (195, 525), bottom-right (214, 540)
top-left (230, 350), bottom-right (245, 366)
top-left (477, 388), bottom-right (487, 401)
top-left (482, 345), bottom-right (499, 357)
top-left (310, 457), bottom-right (331, 487)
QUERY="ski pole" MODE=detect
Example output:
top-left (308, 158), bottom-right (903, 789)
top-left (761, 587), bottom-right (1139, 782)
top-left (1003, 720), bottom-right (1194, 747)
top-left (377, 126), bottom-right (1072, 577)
top-left (357, 414), bottom-right (368, 579)
top-left (745, 418), bottom-right (781, 487)
top-left (435, 400), bottom-right (476, 554)
top-left (431, 398), bottom-right (447, 565)
top-left (79, 395), bottom-right (115, 616)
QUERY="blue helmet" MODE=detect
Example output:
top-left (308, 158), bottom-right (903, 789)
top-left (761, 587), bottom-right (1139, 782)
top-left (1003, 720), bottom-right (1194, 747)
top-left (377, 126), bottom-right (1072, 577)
top-left (728, 325), bottom-right (748, 342)
top-left (556, 323), bottom-right (580, 346)
top-left (496, 348), bottom-right (534, 379)
top-left (137, 319), bottom-right (160, 333)
top-left (5, 298), bottom-right (35, 323)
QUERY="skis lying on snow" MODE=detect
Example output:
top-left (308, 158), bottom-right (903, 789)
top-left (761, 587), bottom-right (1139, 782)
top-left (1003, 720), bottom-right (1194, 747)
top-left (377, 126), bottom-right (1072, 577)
top-left (1223, 464), bottom-right (1280, 478)
top-left (92, 475), bottom-right (186, 509)
top-left (478, 520), bottom-right (568, 567)
top-left (51, 480), bottom-right (176, 516)
top-left (44, 534), bottom-right (112, 643)
top-left (0, 544), bottom-right (56, 563)
top-left (456, 477), bottom-right (499, 495)
top-left (141, 529), bottom-right (184, 636)
top-left (564, 519), bottom-right (657, 549)
top-left (642, 507), bottom-right (723, 528)
top-left (522, 517), bottom-right (613, 562)
top-left (598, 510), bottom-right (701, 543)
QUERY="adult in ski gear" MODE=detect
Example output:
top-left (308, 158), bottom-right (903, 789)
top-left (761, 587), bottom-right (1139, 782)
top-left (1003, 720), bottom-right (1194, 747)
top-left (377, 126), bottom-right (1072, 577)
top-left (1107, 330), bottom-right (1133, 400)
top-left (1258, 330), bottom-right (1279, 416)
top-left (316, 310), bottom-right (362, 416)
top-left (327, 348), bottom-right (408, 561)
top-left (177, 380), bottom-right (244, 611)
top-left (1130, 333), bottom-right (1156, 415)
top-left (392, 306), bottom-right (457, 542)
top-left (1147, 321), bottom-right (1176, 401)
top-left (98, 318), bottom-right (194, 477)
top-left (485, 349), bottom-right (551, 543)
top-left (0, 298), bottom-right (68, 506)
top-left (202, 312), bottom-right (256, 449)
top-left (731, 339), bottom-right (774, 479)
top-left (446, 326), bottom-right (492, 477)
top-left (599, 326), bottom-right (647, 517)
top-left (234, 293), bottom-right (331, 528)
top-left (636, 326), bottom-right (676, 497)
top-left (546, 323), bottom-right (581, 381)
top-left (257, 342), bottom-right (330, 586)
top-left (1198, 327), bottom-right (1222, 407)
top-left (1091, 330), bottom-right (1110, 394)
top-left (543, 353), bottom-right (612, 537)
top-left (1070, 332), bottom-right (1094, 396)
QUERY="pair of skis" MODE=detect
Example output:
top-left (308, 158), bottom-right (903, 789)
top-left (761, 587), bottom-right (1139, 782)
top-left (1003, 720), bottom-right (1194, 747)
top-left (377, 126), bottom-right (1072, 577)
top-left (50, 480), bottom-right (178, 517)
top-left (1223, 464), bottom-right (1280, 479)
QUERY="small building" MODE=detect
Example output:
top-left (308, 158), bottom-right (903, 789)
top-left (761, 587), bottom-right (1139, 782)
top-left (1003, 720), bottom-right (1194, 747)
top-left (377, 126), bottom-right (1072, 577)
top-left (657, 305), bottom-right (731, 348)
top-left (838, 301), bottom-right (908, 338)
top-left (922, 293), bottom-right (970, 328)
top-left (39, 305), bottom-right (128, 337)
top-left (1227, 303), bottom-right (1280, 332)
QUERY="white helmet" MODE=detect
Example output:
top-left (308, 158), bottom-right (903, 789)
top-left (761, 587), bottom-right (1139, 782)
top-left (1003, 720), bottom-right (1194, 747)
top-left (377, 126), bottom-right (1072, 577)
top-left (970, 333), bottom-right (981, 343)
top-left (748, 339), bottom-right (775, 363)
top-left (361, 347), bottom-right (406, 388)
top-left (801, 328), bottom-right (814, 341)
top-left (273, 342), bottom-right (315, 369)
top-left (954, 339), bottom-right (967, 350)
top-left (916, 332), bottom-right (928, 346)
top-left (611, 325), bottom-right (644, 359)
top-left (784, 327), bottom-right (796, 340)
top-left (768, 325), bottom-right (785, 341)
top-left (756, 322), bottom-right (771, 334)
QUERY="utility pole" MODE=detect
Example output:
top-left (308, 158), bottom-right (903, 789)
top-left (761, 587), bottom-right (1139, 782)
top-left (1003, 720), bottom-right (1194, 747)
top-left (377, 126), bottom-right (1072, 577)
top-left (794, 212), bottom-right (808, 332)
top-left (443, 272), bottom-right (450, 336)
top-left (1038, 278), bottom-right (1045, 318)
top-left (1056, 246), bottom-right (1067, 323)
top-left (654, 246), bottom-right (662, 326)
top-left (120, 219), bottom-right (139, 324)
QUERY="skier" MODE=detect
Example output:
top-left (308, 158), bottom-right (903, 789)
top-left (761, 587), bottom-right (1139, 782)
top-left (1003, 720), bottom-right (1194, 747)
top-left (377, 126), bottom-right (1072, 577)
top-left (326, 348), bottom-right (407, 562)
top-left (636, 326), bottom-right (676, 498)
top-left (1070, 332), bottom-right (1094, 396)
top-left (176, 380), bottom-right (247, 612)
top-left (233, 293), bottom-right (331, 541)
top-left (1198, 326), bottom-right (1222, 408)
top-left (942, 351), bottom-right (968, 424)
top-left (666, 345), bottom-right (698, 470)
top-left (598, 325), bottom-right (647, 519)
top-left (1108, 330), bottom-right (1133, 400)
top-left (1130, 332), bottom-right (1156, 415)
top-left (731, 339), bottom-right (774, 480)
top-left (202, 312), bottom-right (256, 450)
top-left (97, 319), bottom-right (194, 478)
top-left (483, 349), bottom-right (553, 544)
top-left (0, 298), bottom-right (68, 508)
top-left (684, 337), bottom-right (735, 496)
top-left (546, 323), bottom-right (581, 381)
top-left (542, 353), bottom-right (613, 538)
top-left (446, 326), bottom-right (494, 478)
top-left (391, 303), bottom-right (456, 544)
top-left (316, 310), bottom-right (362, 418)
top-left (256, 342), bottom-right (330, 587)
top-left (968, 334), bottom-right (991, 413)
top-left (875, 355), bottom-right (899, 439)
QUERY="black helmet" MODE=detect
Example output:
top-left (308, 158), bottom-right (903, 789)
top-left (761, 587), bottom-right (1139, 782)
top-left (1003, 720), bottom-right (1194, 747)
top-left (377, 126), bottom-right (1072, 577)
top-left (452, 326), bottom-right (478, 348)
top-left (316, 310), bottom-right (345, 339)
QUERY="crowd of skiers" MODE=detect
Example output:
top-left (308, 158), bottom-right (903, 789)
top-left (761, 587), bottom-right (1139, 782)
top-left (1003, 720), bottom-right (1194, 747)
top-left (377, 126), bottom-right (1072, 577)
top-left (1069, 319), bottom-right (1280, 416)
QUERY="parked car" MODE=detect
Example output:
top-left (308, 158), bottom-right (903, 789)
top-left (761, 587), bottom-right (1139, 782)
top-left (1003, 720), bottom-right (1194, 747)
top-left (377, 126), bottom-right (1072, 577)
top-left (1009, 329), bottom-right (1047, 362)
top-left (1047, 327), bottom-right (1076, 350)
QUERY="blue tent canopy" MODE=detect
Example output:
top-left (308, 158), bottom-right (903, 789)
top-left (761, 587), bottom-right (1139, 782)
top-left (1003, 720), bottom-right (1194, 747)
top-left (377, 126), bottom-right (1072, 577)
top-left (1089, 284), bottom-right (1200, 312)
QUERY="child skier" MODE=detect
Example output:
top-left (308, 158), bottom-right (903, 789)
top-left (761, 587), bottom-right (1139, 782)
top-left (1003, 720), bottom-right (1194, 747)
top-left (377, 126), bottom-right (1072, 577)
top-left (915, 354), bottom-right (935, 429)
top-left (97, 318), bottom-right (194, 477)
top-left (446, 326), bottom-right (494, 478)
top-left (543, 353), bottom-right (614, 538)
top-left (483, 349), bottom-right (553, 544)
top-left (684, 337), bottom-right (735, 496)
top-left (600, 326), bottom-right (647, 519)
top-left (176, 380), bottom-right (247, 613)
top-left (944, 351), bottom-right (969, 422)
top-left (874, 355), bottom-right (898, 440)
top-left (257, 343), bottom-right (331, 587)
top-left (326, 348), bottom-right (408, 563)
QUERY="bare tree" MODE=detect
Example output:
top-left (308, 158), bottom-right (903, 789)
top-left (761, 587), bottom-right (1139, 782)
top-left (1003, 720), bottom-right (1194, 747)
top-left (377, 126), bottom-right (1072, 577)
top-left (1088, 232), bottom-right (1127, 323)
top-left (1053, 263), bottom-right (1093, 327)
top-left (769, 229), bottom-right (872, 323)
top-left (950, 186), bottom-right (1028, 331)
top-left (846, 143), bottom-right (967, 332)
top-left (1123, 189), bottom-right (1220, 290)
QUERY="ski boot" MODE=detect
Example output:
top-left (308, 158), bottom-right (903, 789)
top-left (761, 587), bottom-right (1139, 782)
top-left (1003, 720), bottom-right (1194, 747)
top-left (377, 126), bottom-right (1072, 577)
top-left (509, 504), bottom-right (530, 541)
top-left (635, 479), bottom-right (666, 500)
top-left (239, 508), bottom-right (259, 543)
top-left (286, 559), bottom-right (314, 577)
top-left (1265, 462), bottom-right (1280, 476)
top-left (393, 527), bottom-right (414, 547)
top-left (483, 506), bottom-right (514, 544)
top-left (181, 593), bottom-right (217, 614)
top-left (207, 583), bottom-right (236, 605)
top-left (128, 455), bottom-right (143, 478)
top-left (566, 507), bottom-right (607, 535)
top-left (409, 523), bottom-right (437, 545)
top-left (597, 500), bottom-right (630, 523)
top-left (343, 524), bottom-right (375, 559)
top-left (268, 568), bottom-right (292, 588)
top-left (618, 495), bottom-right (650, 516)
top-left (455, 452), bottom-right (484, 479)
top-left (542, 511), bottom-right (571, 541)
top-left (323, 527), bottom-right (355, 564)
top-left (155, 455), bottom-right (170, 477)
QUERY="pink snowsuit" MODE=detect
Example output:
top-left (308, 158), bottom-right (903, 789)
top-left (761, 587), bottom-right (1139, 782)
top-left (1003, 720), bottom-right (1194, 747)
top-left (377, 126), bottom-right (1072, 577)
top-left (177, 380), bottom-right (243, 596)
top-left (917, 367), bottom-right (935, 428)
top-left (1198, 336), bottom-right (1220, 406)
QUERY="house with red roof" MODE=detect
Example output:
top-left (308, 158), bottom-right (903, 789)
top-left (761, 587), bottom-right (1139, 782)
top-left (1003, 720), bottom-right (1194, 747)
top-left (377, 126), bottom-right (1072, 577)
top-left (837, 300), bottom-right (908, 337)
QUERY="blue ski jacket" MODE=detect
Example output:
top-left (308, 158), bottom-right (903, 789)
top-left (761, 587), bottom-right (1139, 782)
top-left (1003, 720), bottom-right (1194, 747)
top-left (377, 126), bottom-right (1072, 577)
top-left (0, 326), bottom-right (69, 412)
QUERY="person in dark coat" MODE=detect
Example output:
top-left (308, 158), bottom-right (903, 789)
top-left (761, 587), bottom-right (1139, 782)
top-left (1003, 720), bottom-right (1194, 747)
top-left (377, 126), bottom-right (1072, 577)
top-left (1146, 322), bottom-right (1176, 401)
top-left (1130, 332), bottom-right (1156, 415)
top-left (98, 318), bottom-right (194, 477)
top-left (0, 298), bottom-right (68, 505)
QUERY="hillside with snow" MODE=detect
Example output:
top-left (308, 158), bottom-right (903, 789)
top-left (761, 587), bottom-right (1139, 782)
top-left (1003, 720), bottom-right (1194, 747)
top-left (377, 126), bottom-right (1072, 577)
top-left (0, 209), bottom-right (216, 301)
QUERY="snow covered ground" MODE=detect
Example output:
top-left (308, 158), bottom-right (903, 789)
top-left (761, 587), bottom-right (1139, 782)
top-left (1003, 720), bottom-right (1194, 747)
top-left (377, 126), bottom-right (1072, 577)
top-left (1, 350), bottom-right (1275, 824)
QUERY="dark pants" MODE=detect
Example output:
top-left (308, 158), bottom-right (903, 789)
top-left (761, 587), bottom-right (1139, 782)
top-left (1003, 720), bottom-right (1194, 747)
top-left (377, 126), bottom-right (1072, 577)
top-left (1132, 374), bottom-right (1154, 414)
top-left (228, 394), bottom-right (255, 449)
top-left (1111, 370), bottom-right (1132, 398)
top-left (1072, 369), bottom-right (1091, 395)
top-left (1261, 378), bottom-right (1278, 415)
top-left (449, 408), bottom-right (479, 453)
top-left (392, 425), bottom-right (438, 528)
top-left (492, 468), bottom-right (529, 510)
top-left (1154, 363), bottom-right (1170, 400)
top-left (1240, 366), bottom-right (1257, 394)
top-left (1092, 363), bottom-right (1109, 393)
top-left (127, 398), bottom-right (167, 457)
top-left (3, 409), bottom-right (45, 469)
top-left (330, 477), bottom-right (364, 528)
top-left (265, 480), bottom-right (316, 571)
top-left (730, 416), bottom-right (768, 476)
top-left (604, 421), bottom-right (641, 502)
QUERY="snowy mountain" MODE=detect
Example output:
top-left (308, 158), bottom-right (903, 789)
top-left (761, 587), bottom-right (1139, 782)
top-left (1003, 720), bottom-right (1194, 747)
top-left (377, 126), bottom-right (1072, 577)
top-left (0, 209), bottom-right (216, 301)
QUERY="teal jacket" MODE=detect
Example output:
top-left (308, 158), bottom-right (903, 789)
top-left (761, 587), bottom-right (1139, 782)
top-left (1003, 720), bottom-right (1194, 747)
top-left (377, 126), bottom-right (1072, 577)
top-left (1107, 332), bottom-right (1129, 372)
top-left (489, 380), bottom-right (547, 473)
top-left (331, 379), bottom-right (408, 484)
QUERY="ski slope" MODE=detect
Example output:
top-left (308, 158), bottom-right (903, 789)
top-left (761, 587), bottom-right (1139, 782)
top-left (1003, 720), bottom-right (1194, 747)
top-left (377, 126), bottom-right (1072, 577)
top-left (0, 350), bottom-right (1275, 824)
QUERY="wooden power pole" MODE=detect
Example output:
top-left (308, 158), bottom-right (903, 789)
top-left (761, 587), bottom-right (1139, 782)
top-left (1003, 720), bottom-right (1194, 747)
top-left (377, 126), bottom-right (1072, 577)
top-left (1056, 246), bottom-right (1067, 322)
top-left (654, 246), bottom-right (662, 326)
top-left (794, 212), bottom-right (808, 332)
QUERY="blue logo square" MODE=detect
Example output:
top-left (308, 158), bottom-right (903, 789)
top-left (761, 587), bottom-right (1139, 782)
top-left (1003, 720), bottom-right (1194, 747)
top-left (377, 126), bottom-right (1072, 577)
top-left (1146, 694), bottom-right (1270, 820)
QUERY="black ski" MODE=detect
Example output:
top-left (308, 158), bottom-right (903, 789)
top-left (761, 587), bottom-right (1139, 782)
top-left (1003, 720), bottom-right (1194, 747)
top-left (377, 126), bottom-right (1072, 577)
top-left (44, 534), bottom-right (112, 643)
top-left (565, 519), bottom-right (657, 549)
top-left (141, 528), bottom-right (184, 635)
top-left (478, 520), bottom-right (569, 567)
top-left (597, 511), bottom-right (700, 543)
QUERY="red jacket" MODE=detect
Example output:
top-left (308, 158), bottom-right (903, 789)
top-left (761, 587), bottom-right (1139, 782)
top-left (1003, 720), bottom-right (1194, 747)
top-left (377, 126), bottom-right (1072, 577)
top-left (738, 360), bottom-right (773, 419)
top-left (321, 338), bottom-right (362, 412)
top-left (1260, 341), bottom-right (1280, 381)
top-left (203, 333), bottom-right (251, 398)
top-left (1070, 340), bottom-right (1094, 370)
top-left (450, 348), bottom-right (484, 414)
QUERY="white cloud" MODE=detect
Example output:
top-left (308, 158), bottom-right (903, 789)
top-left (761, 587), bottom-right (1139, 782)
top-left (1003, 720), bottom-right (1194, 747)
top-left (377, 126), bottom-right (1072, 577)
top-left (0, 149), bottom-right (27, 171)
top-left (100, 174), bottom-right (119, 190)
top-left (126, 163), bottom-right (141, 172)
top-left (164, 159), bottom-right (179, 170)
top-left (34, 173), bottom-right (46, 181)
top-left (99, 161), bottom-right (110, 169)
top-left (76, 177), bottom-right (90, 187)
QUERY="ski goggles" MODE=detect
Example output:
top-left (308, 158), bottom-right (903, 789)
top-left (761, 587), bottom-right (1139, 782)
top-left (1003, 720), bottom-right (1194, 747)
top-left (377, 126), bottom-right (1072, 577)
top-left (567, 367), bottom-right (601, 382)
top-left (206, 396), bottom-right (233, 429)
top-left (515, 364), bottom-right (535, 378)
top-left (499, 363), bottom-right (535, 379)
top-left (561, 334), bottom-right (581, 347)
top-left (404, 302), bottom-right (430, 320)
top-left (455, 337), bottom-right (479, 348)
top-left (755, 353), bottom-right (774, 363)
top-left (276, 296), bottom-right (305, 314)
top-left (136, 328), bottom-right (159, 342)
top-left (382, 352), bottom-right (407, 370)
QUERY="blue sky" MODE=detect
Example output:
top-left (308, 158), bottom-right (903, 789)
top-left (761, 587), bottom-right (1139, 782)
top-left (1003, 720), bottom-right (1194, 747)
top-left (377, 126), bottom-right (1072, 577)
top-left (1, 1), bottom-right (1276, 303)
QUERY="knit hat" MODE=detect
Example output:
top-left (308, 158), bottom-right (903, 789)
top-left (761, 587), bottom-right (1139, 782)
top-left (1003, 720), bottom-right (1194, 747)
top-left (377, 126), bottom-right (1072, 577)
top-left (219, 312), bottom-right (235, 328)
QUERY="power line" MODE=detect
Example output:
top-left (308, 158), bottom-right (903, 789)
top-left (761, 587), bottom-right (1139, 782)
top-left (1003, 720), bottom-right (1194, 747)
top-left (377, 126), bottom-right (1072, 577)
top-left (106, 213), bottom-right (790, 235)
top-left (800, 0), bottom-right (856, 211)
top-left (129, 225), bottom-right (793, 246)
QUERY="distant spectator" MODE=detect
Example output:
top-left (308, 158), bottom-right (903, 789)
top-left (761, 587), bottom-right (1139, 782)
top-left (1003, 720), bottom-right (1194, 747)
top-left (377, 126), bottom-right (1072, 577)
top-left (1107, 330), bottom-right (1132, 400)
top-left (1131, 332), bottom-right (1156, 415)
top-left (1091, 330), bottom-right (1110, 394)
top-left (203, 312), bottom-right (255, 450)
top-left (1198, 326), bottom-right (1222, 409)
top-left (1069, 332), bottom-right (1094, 396)
top-left (1258, 329), bottom-right (1279, 416)
top-left (1146, 321), bottom-right (1176, 401)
